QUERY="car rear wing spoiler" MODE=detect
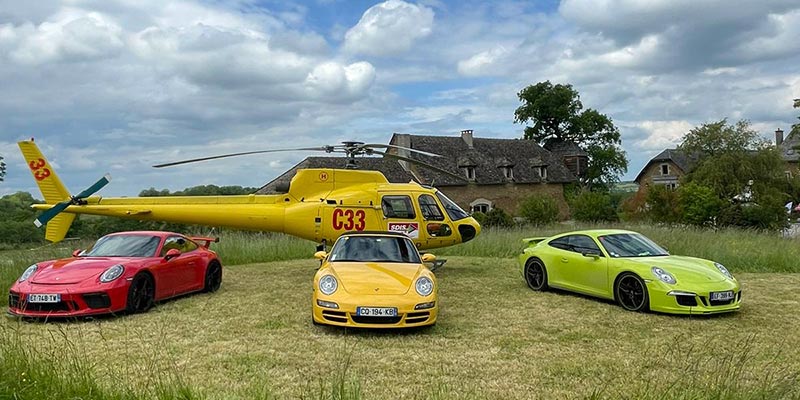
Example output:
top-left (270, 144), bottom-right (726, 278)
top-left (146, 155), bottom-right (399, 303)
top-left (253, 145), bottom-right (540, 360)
top-left (521, 237), bottom-right (548, 246)
top-left (191, 236), bottom-right (219, 249)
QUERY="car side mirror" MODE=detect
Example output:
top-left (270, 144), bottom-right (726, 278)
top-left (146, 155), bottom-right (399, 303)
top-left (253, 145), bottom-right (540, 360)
top-left (421, 253), bottom-right (436, 263)
top-left (582, 251), bottom-right (601, 259)
top-left (164, 248), bottom-right (181, 261)
top-left (72, 249), bottom-right (82, 257)
top-left (314, 251), bottom-right (328, 260)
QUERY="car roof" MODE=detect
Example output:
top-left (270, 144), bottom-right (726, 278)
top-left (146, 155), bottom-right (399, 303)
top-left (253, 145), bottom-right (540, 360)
top-left (104, 231), bottom-right (180, 237)
top-left (553, 229), bottom-right (640, 238)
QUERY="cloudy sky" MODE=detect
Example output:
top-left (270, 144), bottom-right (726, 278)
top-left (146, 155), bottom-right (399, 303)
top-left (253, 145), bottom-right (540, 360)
top-left (1, 0), bottom-right (798, 197)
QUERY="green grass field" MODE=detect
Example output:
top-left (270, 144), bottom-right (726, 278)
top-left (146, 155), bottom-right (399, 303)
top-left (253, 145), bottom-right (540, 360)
top-left (2, 225), bottom-right (800, 399)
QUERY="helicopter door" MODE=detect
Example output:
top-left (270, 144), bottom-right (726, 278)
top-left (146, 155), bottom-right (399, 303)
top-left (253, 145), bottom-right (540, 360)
top-left (381, 195), bottom-right (421, 240)
top-left (418, 194), bottom-right (456, 247)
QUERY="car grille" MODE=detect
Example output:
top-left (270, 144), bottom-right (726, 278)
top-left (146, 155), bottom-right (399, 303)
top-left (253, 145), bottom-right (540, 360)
top-left (83, 293), bottom-right (111, 309)
top-left (404, 312), bottom-right (430, 324)
top-left (322, 310), bottom-right (347, 323)
top-left (20, 301), bottom-right (75, 313)
top-left (699, 291), bottom-right (741, 307)
top-left (351, 315), bottom-right (402, 324)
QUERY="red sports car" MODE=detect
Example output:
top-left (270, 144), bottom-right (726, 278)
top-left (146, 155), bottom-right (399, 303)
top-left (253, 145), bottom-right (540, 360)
top-left (8, 231), bottom-right (222, 318)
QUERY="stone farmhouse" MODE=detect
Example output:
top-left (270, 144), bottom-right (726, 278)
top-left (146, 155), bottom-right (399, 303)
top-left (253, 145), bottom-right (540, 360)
top-left (258, 130), bottom-right (584, 218)
top-left (635, 129), bottom-right (793, 195)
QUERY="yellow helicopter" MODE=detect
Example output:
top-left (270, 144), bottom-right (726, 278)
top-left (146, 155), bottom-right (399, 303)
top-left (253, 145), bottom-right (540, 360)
top-left (19, 139), bottom-right (481, 250)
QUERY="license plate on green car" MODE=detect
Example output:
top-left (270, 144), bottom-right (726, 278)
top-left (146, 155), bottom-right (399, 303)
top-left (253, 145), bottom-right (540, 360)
top-left (709, 291), bottom-right (734, 301)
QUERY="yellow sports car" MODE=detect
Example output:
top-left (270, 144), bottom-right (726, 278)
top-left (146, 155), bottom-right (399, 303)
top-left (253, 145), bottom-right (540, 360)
top-left (312, 231), bottom-right (437, 328)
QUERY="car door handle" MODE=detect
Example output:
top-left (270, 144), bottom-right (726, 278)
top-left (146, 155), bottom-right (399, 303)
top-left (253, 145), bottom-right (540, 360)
top-left (561, 258), bottom-right (568, 263)
top-left (188, 262), bottom-right (196, 266)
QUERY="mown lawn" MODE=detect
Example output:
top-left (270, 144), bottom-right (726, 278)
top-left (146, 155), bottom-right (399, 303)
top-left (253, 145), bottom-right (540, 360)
top-left (2, 255), bottom-right (799, 399)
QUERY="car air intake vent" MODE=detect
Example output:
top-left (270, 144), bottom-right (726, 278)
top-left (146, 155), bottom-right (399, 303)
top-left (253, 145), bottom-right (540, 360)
top-left (404, 312), bottom-right (430, 323)
top-left (351, 315), bottom-right (402, 324)
top-left (83, 293), bottom-right (111, 309)
top-left (675, 295), bottom-right (697, 307)
top-left (8, 292), bottom-right (20, 308)
top-left (322, 310), bottom-right (347, 323)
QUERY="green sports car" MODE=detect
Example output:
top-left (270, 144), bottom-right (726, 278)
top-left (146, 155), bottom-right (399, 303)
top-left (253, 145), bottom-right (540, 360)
top-left (519, 229), bottom-right (741, 314)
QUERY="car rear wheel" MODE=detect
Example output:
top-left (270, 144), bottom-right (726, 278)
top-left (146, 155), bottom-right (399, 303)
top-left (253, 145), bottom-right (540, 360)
top-left (524, 258), bottom-right (548, 291)
top-left (126, 273), bottom-right (155, 313)
top-left (615, 273), bottom-right (649, 312)
top-left (203, 261), bottom-right (223, 293)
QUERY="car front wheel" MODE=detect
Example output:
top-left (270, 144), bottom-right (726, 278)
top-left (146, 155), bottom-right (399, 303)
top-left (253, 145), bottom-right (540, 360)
top-left (126, 273), bottom-right (155, 313)
top-left (524, 258), bottom-right (548, 291)
top-left (615, 272), bottom-right (649, 312)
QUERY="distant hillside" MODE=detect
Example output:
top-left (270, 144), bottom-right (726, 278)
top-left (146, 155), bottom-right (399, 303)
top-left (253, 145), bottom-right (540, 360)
top-left (611, 181), bottom-right (639, 193)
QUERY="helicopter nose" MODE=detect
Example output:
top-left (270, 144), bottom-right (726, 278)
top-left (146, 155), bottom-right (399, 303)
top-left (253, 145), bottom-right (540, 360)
top-left (458, 218), bottom-right (481, 243)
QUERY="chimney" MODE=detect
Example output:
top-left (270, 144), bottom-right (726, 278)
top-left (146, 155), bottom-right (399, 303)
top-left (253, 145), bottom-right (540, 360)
top-left (461, 129), bottom-right (474, 149)
top-left (776, 128), bottom-right (784, 146)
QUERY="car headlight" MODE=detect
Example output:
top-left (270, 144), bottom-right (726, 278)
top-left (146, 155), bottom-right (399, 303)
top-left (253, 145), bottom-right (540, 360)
top-left (651, 266), bottom-right (676, 284)
top-left (19, 264), bottom-right (38, 282)
top-left (415, 276), bottom-right (434, 296)
top-left (99, 264), bottom-right (124, 283)
top-left (319, 275), bottom-right (338, 295)
top-left (714, 262), bottom-right (734, 280)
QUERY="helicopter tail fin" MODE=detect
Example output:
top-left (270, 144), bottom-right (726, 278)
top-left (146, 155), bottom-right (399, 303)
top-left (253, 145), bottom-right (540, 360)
top-left (18, 139), bottom-right (77, 242)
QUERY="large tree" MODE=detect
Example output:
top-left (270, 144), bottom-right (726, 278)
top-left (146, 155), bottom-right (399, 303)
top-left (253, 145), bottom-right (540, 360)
top-left (792, 98), bottom-right (800, 137)
top-left (0, 155), bottom-right (6, 182)
top-left (677, 119), bottom-right (787, 229)
top-left (514, 81), bottom-right (627, 190)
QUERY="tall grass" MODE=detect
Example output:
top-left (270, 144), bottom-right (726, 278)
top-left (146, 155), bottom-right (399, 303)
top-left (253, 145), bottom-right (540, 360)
top-left (0, 324), bottom-right (202, 400)
top-left (593, 334), bottom-right (800, 400)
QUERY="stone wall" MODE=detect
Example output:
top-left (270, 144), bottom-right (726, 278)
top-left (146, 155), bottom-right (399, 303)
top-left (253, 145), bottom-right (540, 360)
top-left (438, 182), bottom-right (569, 219)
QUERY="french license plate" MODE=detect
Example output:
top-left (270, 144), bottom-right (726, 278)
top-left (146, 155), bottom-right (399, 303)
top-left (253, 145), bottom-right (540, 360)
top-left (709, 291), bottom-right (734, 301)
top-left (356, 307), bottom-right (397, 317)
top-left (28, 293), bottom-right (61, 303)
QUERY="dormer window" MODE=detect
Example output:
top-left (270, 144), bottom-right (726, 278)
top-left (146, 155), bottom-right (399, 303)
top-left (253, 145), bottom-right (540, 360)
top-left (502, 166), bottom-right (514, 180)
top-left (538, 166), bottom-right (547, 180)
top-left (661, 164), bottom-right (669, 175)
top-left (464, 167), bottom-right (476, 180)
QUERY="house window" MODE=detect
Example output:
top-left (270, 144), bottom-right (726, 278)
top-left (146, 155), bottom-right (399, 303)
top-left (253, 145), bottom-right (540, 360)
top-left (469, 198), bottom-right (493, 214)
top-left (538, 166), bottom-right (547, 180)
top-left (502, 166), bottom-right (514, 180)
top-left (463, 167), bottom-right (476, 180)
top-left (661, 164), bottom-right (669, 175)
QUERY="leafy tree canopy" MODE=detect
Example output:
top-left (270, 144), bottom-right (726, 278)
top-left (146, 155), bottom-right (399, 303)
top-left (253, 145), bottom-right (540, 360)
top-left (0, 155), bottom-right (6, 182)
top-left (514, 81), bottom-right (628, 190)
top-left (792, 98), bottom-right (800, 137)
top-left (678, 119), bottom-right (769, 158)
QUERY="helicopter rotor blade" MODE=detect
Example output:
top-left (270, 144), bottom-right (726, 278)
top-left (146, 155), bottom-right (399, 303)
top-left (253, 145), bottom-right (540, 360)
top-left (374, 150), bottom-right (467, 183)
top-left (360, 143), bottom-right (442, 158)
top-left (34, 174), bottom-right (111, 227)
top-left (153, 147), bottom-right (332, 168)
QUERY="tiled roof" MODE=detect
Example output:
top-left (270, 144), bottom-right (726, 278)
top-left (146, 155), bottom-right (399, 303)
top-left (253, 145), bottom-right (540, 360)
top-left (544, 139), bottom-right (589, 157)
top-left (779, 131), bottom-right (800, 162)
top-left (390, 134), bottom-right (576, 185)
top-left (634, 148), bottom-right (699, 182)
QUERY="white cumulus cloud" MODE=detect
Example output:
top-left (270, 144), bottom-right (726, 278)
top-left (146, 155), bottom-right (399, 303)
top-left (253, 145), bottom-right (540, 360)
top-left (343, 0), bottom-right (434, 57)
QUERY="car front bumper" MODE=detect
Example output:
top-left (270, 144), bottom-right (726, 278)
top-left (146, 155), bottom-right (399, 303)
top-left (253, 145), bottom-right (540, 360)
top-left (8, 284), bottom-right (129, 318)
top-left (312, 292), bottom-right (437, 328)
top-left (646, 279), bottom-right (742, 315)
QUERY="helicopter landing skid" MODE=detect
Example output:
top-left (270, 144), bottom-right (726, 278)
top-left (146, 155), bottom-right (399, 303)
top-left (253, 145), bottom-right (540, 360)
top-left (429, 259), bottom-right (447, 272)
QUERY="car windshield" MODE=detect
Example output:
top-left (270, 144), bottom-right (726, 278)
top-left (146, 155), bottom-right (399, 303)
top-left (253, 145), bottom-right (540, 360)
top-left (82, 234), bottom-right (161, 257)
top-left (328, 236), bottom-right (422, 263)
top-left (598, 233), bottom-right (669, 258)
top-left (435, 191), bottom-right (469, 221)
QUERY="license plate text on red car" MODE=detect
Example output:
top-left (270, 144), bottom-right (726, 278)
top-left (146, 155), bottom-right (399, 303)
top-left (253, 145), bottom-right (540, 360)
top-left (356, 307), bottom-right (397, 317)
top-left (709, 291), bottom-right (734, 301)
top-left (28, 294), bottom-right (61, 303)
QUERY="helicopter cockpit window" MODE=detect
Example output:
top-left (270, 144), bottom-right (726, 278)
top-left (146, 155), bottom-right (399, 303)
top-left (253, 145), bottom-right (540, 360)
top-left (418, 194), bottom-right (445, 221)
top-left (382, 195), bottom-right (416, 219)
top-left (435, 191), bottom-right (469, 221)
